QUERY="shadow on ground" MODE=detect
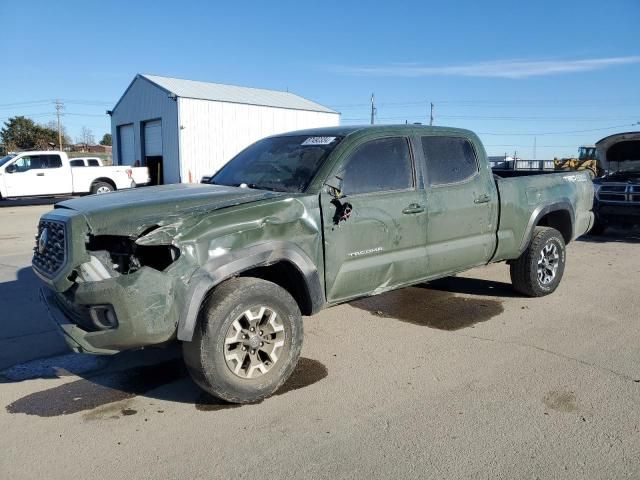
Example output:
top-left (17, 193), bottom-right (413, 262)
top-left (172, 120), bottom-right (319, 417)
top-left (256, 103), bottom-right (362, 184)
top-left (0, 267), bottom-right (67, 369)
top-left (425, 276), bottom-right (519, 298)
top-left (4, 346), bottom-right (328, 417)
top-left (350, 284), bottom-right (504, 330)
top-left (579, 228), bottom-right (640, 244)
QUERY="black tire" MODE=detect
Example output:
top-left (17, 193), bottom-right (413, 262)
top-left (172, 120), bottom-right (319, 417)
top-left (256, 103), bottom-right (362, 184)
top-left (91, 181), bottom-right (114, 194)
top-left (183, 277), bottom-right (303, 404)
top-left (510, 226), bottom-right (566, 297)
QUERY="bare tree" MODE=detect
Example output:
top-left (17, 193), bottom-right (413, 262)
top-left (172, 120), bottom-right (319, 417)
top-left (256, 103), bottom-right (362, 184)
top-left (76, 126), bottom-right (95, 150)
top-left (45, 121), bottom-right (71, 146)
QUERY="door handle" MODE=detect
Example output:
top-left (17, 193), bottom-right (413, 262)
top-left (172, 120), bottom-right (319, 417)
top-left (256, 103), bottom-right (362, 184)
top-left (36, 173), bottom-right (45, 176)
top-left (402, 203), bottom-right (424, 214)
top-left (474, 194), bottom-right (490, 204)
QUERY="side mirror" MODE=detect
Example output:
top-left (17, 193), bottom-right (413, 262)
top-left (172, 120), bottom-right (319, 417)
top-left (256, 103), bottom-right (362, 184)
top-left (324, 174), bottom-right (344, 199)
top-left (5, 164), bottom-right (16, 173)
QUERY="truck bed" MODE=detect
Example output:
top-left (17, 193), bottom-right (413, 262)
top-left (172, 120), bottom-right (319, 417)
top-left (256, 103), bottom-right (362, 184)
top-left (492, 171), bottom-right (594, 262)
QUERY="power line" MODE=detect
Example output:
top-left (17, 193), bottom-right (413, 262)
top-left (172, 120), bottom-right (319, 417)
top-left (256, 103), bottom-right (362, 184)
top-left (437, 114), bottom-right (639, 121)
top-left (0, 101), bottom-right (52, 110)
top-left (478, 123), bottom-right (639, 136)
top-left (330, 98), bottom-right (640, 109)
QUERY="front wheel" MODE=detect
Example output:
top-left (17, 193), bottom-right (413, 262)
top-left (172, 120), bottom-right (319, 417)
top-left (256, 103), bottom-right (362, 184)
top-left (510, 226), bottom-right (566, 297)
top-left (183, 277), bottom-right (303, 404)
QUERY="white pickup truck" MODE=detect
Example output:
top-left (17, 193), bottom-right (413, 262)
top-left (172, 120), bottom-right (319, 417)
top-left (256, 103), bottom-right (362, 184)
top-left (0, 151), bottom-right (150, 198)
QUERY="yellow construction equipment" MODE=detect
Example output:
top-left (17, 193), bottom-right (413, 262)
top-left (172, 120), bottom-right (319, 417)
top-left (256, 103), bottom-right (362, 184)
top-left (554, 146), bottom-right (602, 178)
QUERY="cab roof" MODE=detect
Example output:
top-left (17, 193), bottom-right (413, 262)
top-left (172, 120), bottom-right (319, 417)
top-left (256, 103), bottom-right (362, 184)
top-left (277, 124), bottom-right (475, 138)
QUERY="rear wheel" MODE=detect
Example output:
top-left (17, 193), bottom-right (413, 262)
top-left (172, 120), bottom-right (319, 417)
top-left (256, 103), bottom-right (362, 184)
top-left (510, 226), bottom-right (566, 297)
top-left (183, 277), bottom-right (303, 404)
top-left (91, 182), bottom-right (114, 194)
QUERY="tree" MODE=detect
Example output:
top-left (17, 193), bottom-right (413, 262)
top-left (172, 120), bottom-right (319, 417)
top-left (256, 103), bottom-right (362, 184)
top-left (99, 133), bottom-right (112, 146)
top-left (0, 116), bottom-right (60, 151)
top-left (76, 126), bottom-right (95, 148)
top-left (45, 121), bottom-right (71, 146)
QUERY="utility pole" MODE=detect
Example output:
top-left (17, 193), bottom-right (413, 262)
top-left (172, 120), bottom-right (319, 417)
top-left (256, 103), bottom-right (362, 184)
top-left (429, 102), bottom-right (434, 126)
top-left (54, 99), bottom-right (64, 150)
top-left (533, 136), bottom-right (537, 160)
top-left (370, 93), bottom-right (376, 125)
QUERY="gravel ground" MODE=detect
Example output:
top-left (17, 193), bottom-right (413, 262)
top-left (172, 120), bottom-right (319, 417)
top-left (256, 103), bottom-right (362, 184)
top-left (1, 203), bottom-right (639, 479)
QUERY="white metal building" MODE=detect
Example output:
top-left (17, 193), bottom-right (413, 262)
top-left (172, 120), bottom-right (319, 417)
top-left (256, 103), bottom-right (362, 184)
top-left (110, 74), bottom-right (340, 184)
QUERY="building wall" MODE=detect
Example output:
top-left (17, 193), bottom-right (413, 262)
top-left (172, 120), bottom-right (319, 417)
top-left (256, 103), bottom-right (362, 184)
top-left (111, 77), bottom-right (181, 183)
top-left (177, 98), bottom-right (340, 183)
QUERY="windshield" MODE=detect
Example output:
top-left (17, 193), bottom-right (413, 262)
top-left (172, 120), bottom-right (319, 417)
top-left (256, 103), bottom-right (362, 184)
top-left (211, 135), bottom-right (343, 193)
top-left (0, 154), bottom-right (16, 167)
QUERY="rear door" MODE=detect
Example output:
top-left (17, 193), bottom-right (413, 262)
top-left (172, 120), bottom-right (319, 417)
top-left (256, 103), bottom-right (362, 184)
top-left (322, 136), bottom-right (428, 302)
top-left (419, 135), bottom-right (498, 276)
top-left (38, 154), bottom-right (70, 194)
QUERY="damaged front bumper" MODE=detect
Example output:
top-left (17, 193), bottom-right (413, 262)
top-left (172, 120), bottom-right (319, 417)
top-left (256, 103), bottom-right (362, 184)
top-left (40, 267), bottom-right (180, 355)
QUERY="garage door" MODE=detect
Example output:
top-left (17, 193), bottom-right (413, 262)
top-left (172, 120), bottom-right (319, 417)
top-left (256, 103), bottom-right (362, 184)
top-left (118, 124), bottom-right (135, 165)
top-left (144, 120), bottom-right (162, 157)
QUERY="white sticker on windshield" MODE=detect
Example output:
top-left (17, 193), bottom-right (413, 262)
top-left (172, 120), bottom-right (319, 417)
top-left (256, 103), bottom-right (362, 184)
top-left (301, 136), bottom-right (336, 146)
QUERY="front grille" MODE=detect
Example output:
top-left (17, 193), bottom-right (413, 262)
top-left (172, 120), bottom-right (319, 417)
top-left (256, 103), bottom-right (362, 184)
top-left (601, 185), bottom-right (627, 193)
top-left (597, 183), bottom-right (640, 205)
top-left (32, 219), bottom-right (67, 276)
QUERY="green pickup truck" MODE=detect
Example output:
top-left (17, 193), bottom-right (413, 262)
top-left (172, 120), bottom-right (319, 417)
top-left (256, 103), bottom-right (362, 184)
top-left (33, 125), bottom-right (594, 403)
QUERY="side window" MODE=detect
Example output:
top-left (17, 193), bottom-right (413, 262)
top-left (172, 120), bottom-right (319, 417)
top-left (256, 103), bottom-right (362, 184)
top-left (87, 159), bottom-right (100, 166)
top-left (13, 156), bottom-right (43, 172)
top-left (43, 155), bottom-right (63, 168)
top-left (341, 137), bottom-right (413, 195)
top-left (421, 136), bottom-right (478, 186)
top-left (70, 159), bottom-right (85, 167)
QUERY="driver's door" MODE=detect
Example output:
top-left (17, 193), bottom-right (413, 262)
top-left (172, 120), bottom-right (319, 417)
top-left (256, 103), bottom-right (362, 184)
top-left (4, 156), bottom-right (46, 196)
top-left (4, 154), bottom-right (67, 196)
top-left (321, 136), bottom-right (428, 303)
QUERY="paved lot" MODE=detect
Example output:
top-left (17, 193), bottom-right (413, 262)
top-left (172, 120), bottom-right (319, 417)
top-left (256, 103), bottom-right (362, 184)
top-left (1, 202), bottom-right (639, 479)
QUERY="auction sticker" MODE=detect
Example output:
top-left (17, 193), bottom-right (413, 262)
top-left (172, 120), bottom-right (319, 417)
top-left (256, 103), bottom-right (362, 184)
top-left (302, 136), bottom-right (336, 145)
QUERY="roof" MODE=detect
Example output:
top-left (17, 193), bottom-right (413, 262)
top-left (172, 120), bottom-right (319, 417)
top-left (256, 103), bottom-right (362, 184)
top-left (138, 74), bottom-right (338, 114)
top-left (595, 131), bottom-right (640, 148)
top-left (277, 124), bottom-right (476, 138)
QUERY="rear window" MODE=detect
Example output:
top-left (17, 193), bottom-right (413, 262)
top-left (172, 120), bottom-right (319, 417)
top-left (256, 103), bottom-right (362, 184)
top-left (421, 136), bottom-right (478, 186)
top-left (70, 159), bottom-right (85, 167)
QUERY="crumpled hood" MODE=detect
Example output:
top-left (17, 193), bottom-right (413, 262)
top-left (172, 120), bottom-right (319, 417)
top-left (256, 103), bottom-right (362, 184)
top-left (56, 183), bottom-right (284, 236)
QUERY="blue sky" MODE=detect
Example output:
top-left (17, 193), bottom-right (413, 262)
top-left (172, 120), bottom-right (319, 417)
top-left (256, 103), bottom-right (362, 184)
top-left (1, 0), bottom-right (639, 158)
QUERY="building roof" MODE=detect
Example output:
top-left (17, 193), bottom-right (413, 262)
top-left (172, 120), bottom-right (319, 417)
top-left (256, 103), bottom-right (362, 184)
top-left (139, 74), bottom-right (338, 114)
